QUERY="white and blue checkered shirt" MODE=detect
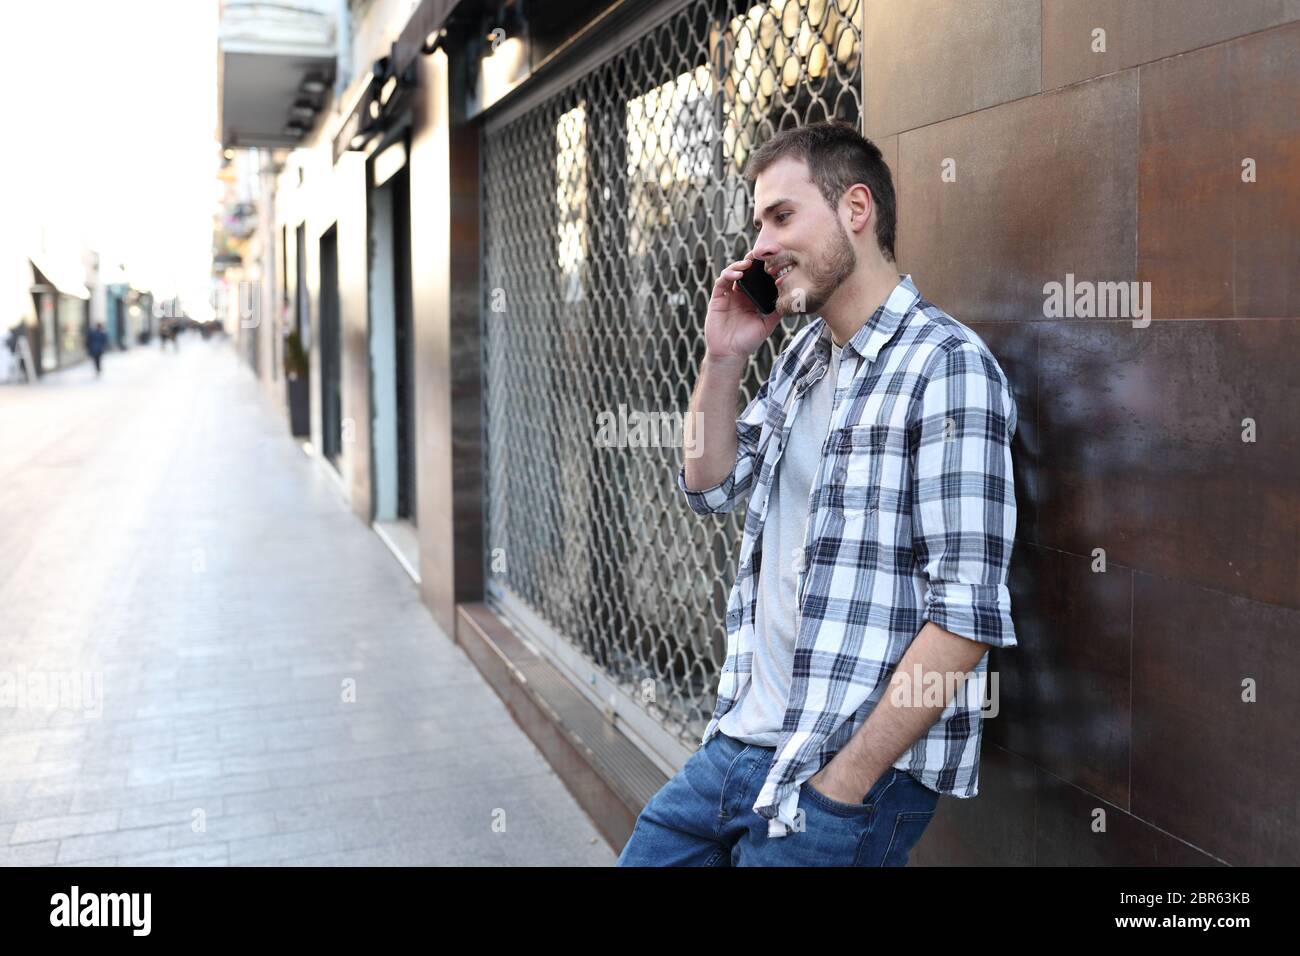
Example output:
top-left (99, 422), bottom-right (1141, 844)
top-left (677, 274), bottom-right (1018, 838)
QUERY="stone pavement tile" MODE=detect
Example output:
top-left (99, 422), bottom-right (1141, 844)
top-left (124, 758), bottom-right (223, 788)
top-left (77, 724), bottom-right (213, 751)
top-left (174, 734), bottom-right (269, 763)
top-left (227, 827), bottom-right (339, 865)
top-left (43, 736), bottom-right (172, 765)
top-left (115, 843), bottom-right (228, 867)
top-left (66, 782), bottom-right (173, 814)
top-left (0, 780), bottom-right (34, 806)
top-left (282, 799), bottom-right (512, 865)
top-left (9, 810), bottom-right (120, 844)
top-left (4, 758), bottom-right (82, 782)
top-left (257, 740), bottom-right (511, 794)
top-left (221, 783), bottom-right (325, 817)
top-left (220, 748), bottom-right (329, 776)
top-left (56, 824), bottom-right (187, 864)
top-left (119, 797), bottom-right (225, 831)
top-left (250, 761), bottom-right (480, 818)
top-left (213, 724), bottom-right (281, 748)
top-left (169, 809), bottom-right (277, 848)
top-left (253, 698), bottom-right (381, 725)
top-left (53, 857), bottom-right (118, 866)
top-left (0, 841), bottom-right (60, 865)
top-left (316, 815), bottom-right (427, 856)
top-left (271, 796), bottom-right (383, 834)
top-left (302, 768), bottom-right (451, 806)
top-left (120, 728), bottom-right (221, 752)
top-left (76, 747), bottom-right (177, 775)
top-left (0, 728), bottom-right (89, 754)
top-left (345, 710), bottom-right (518, 747)
top-left (169, 771), bottom-right (272, 803)
top-left (0, 791), bottom-right (78, 824)
top-left (276, 843), bottom-right (469, 866)
top-left (311, 776), bottom-right (615, 866)
top-left (25, 770), bottom-right (129, 796)
top-left (0, 738), bottom-right (43, 763)
top-left (254, 725), bottom-right (357, 757)
top-left (504, 770), bottom-right (618, 831)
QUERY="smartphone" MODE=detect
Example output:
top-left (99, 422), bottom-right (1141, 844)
top-left (736, 258), bottom-right (779, 316)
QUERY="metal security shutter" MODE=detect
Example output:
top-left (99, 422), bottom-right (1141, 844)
top-left (481, 0), bottom-right (863, 752)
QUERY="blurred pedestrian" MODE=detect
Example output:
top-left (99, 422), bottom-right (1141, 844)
top-left (87, 322), bottom-right (109, 376)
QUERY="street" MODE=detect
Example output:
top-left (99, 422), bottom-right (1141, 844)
top-left (0, 337), bottom-right (614, 866)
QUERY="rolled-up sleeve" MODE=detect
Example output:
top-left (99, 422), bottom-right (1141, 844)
top-left (910, 342), bottom-right (1018, 648)
top-left (677, 372), bottom-right (771, 516)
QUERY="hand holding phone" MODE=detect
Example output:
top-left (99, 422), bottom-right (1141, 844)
top-left (704, 256), bottom-right (783, 361)
top-left (735, 257), bottom-right (779, 316)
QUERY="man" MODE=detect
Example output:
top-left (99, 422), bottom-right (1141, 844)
top-left (617, 122), bottom-right (1018, 867)
top-left (87, 322), bottom-right (109, 376)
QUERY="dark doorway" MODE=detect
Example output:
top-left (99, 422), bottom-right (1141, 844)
top-left (367, 133), bottom-right (417, 528)
top-left (319, 224), bottom-right (342, 467)
top-left (391, 163), bottom-right (416, 523)
top-left (285, 222), bottom-right (311, 437)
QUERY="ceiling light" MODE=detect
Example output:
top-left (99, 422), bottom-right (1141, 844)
top-left (422, 27), bottom-right (447, 55)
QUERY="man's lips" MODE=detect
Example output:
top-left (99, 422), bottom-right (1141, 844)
top-left (772, 264), bottom-right (795, 288)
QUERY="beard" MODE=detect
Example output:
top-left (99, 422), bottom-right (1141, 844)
top-left (777, 218), bottom-right (857, 317)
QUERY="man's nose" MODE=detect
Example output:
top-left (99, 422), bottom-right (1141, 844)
top-left (749, 233), bottom-right (781, 264)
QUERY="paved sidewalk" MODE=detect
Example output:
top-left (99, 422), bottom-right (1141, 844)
top-left (0, 337), bottom-right (614, 866)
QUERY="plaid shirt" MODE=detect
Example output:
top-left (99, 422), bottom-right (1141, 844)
top-left (677, 274), bottom-right (1018, 838)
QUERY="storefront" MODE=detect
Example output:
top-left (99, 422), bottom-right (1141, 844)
top-left (29, 256), bottom-right (91, 372)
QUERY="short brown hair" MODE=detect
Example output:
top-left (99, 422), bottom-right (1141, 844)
top-left (742, 121), bottom-right (896, 263)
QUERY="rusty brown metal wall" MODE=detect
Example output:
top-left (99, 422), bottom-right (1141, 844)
top-left (866, 1), bottom-right (1300, 867)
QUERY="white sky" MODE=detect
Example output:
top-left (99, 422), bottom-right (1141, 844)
top-left (0, 0), bottom-right (220, 319)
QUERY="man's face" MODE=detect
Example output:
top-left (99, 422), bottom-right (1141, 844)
top-left (750, 156), bottom-right (857, 317)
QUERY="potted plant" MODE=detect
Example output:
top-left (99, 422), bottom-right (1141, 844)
top-left (283, 327), bottom-right (310, 437)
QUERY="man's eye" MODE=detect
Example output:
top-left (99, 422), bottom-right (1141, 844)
top-left (776, 212), bottom-right (791, 223)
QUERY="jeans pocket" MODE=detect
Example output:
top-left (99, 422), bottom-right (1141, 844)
top-left (800, 767), bottom-right (903, 820)
top-left (800, 779), bottom-right (873, 819)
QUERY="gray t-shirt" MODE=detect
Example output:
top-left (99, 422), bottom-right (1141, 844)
top-left (719, 335), bottom-right (843, 746)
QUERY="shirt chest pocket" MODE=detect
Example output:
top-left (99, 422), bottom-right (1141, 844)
top-left (824, 423), bottom-right (904, 516)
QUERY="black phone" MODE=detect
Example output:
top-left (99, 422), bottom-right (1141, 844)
top-left (736, 258), bottom-right (779, 316)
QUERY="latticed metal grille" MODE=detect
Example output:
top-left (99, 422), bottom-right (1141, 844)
top-left (481, 0), bottom-right (863, 750)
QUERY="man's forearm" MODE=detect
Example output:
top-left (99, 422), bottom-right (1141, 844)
top-left (813, 621), bottom-right (992, 801)
top-left (683, 353), bottom-right (746, 490)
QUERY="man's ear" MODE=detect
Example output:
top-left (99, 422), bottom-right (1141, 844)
top-left (844, 183), bottom-right (873, 235)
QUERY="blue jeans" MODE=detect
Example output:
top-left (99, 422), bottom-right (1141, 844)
top-left (617, 731), bottom-right (939, 866)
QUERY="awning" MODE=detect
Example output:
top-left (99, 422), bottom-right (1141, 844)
top-left (29, 254), bottom-right (90, 300)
